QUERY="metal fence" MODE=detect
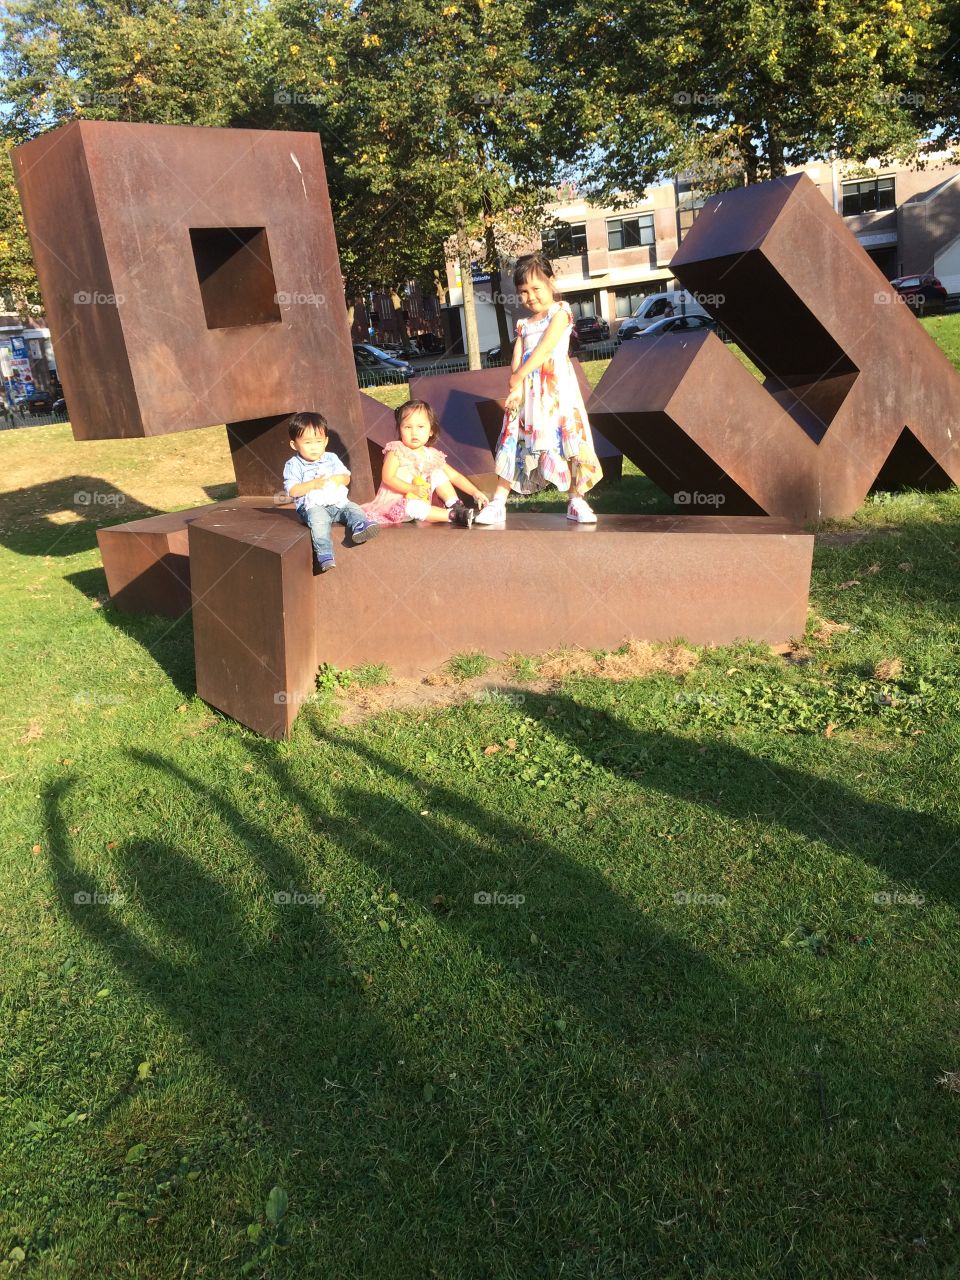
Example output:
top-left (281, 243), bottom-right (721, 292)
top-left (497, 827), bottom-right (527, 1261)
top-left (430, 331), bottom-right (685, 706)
top-left (0, 407), bottom-right (70, 430)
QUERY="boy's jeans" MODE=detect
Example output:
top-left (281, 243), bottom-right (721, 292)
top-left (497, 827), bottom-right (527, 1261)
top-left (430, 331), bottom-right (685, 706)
top-left (299, 500), bottom-right (369, 562)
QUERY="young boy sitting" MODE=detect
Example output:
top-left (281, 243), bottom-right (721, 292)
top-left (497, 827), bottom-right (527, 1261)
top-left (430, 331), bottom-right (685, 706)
top-left (283, 411), bottom-right (379, 573)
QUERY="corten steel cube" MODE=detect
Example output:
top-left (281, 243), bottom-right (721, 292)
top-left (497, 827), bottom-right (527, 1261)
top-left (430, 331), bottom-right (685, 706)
top-left (590, 172), bottom-right (960, 523)
top-left (96, 496), bottom-right (271, 618)
top-left (12, 119), bottom-right (373, 501)
top-left (188, 507), bottom-right (814, 738)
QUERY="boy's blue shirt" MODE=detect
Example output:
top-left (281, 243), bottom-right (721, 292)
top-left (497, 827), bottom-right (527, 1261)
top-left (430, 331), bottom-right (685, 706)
top-left (283, 451), bottom-right (351, 512)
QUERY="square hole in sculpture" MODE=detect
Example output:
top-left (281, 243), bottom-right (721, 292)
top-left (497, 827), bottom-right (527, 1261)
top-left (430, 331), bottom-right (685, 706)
top-left (190, 227), bottom-right (281, 330)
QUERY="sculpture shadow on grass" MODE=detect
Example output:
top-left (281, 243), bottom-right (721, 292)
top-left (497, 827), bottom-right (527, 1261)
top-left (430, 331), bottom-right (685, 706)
top-left (40, 697), bottom-right (959, 1271)
top-left (0, 477), bottom-right (161, 560)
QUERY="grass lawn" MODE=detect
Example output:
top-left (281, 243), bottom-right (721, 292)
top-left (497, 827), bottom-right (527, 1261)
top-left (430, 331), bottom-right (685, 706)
top-left (3, 321), bottom-right (960, 1277)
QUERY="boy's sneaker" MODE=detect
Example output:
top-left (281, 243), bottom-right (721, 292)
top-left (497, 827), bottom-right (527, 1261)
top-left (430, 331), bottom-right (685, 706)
top-left (351, 519), bottom-right (380, 545)
top-left (566, 496), bottom-right (597, 523)
top-left (314, 554), bottom-right (336, 575)
top-left (448, 501), bottom-right (475, 528)
top-left (474, 500), bottom-right (506, 526)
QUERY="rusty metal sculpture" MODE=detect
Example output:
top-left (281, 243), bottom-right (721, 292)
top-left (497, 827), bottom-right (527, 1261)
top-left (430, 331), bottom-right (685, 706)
top-left (590, 172), bottom-right (960, 523)
top-left (13, 119), bottom-right (373, 499)
top-left (14, 121), bottom-right (814, 738)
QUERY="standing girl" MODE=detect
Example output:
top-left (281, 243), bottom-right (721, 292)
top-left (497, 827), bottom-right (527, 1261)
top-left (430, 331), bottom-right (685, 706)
top-left (364, 399), bottom-right (489, 527)
top-left (475, 252), bottom-right (603, 525)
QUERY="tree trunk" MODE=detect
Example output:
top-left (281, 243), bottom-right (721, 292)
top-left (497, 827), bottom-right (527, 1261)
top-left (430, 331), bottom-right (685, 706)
top-left (482, 188), bottom-right (511, 352)
top-left (767, 117), bottom-right (786, 178)
top-left (390, 287), bottom-right (406, 341)
top-left (456, 211), bottom-right (481, 370)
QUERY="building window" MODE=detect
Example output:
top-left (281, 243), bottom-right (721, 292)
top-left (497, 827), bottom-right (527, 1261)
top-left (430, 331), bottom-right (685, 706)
top-left (564, 292), bottom-right (598, 319)
top-left (678, 191), bottom-right (708, 241)
top-left (842, 176), bottom-right (895, 216)
top-left (615, 286), bottom-right (664, 318)
top-left (541, 222), bottom-right (587, 257)
top-left (607, 214), bottom-right (655, 251)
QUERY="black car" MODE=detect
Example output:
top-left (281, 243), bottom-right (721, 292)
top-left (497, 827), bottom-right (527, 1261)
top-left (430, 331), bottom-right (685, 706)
top-left (573, 315), bottom-right (610, 342)
top-left (26, 389), bottom-right (62, 414)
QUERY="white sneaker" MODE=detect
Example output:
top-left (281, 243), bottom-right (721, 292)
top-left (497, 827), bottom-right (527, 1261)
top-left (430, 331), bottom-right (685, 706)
top-left (567, 496), bottom-right (597, 523)
top-left (474, 501), bottom-right (507, 526)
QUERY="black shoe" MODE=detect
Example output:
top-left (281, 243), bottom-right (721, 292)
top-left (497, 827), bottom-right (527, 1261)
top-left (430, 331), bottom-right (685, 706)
top-left (352, 520), bottom-right (380, 545)
top-left (449, 501), bottom-right (475, 528)
top-left (313, 554), bottom-right (335, 575)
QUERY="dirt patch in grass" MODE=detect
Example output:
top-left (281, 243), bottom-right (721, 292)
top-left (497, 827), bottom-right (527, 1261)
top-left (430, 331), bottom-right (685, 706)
top-left (335, 640), bottom-right (700, 723)
top-left (538, 639), bottom-right (699, 681)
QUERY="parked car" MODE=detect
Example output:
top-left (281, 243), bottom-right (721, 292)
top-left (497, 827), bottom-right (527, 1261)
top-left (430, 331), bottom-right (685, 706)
top-left (376, 338), bottom-right (420, 359)
top-left (573, 315), bottom-right (610, 342)
top-left (26, 388), bottom-right (62, 414)
top-left (890, 274), bottom-right (948, 314)
top-left (617, 290), bottom-right (711, 341)
top-left (353, 343), bottom-right (414, 385)
top-left (414, 332), bottom-right (445, 355)
top-left (632, 314), bottom-right (718, 339)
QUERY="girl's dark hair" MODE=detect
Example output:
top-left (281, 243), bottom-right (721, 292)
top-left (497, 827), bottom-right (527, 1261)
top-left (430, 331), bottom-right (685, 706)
top-left (395, 399), bottom-right (440, 445)
top-left (288, 411), bottom-right (328, 440)
top-left (513, 251), bottom-right (561, 298)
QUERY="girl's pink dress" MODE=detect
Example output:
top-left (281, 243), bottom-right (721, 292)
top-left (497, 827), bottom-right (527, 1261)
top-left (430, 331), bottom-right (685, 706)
top-left (363, 439), bottom-right (449, 523)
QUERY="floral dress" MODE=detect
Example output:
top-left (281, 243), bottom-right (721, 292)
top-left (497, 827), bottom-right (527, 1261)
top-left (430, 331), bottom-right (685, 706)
top-left (363, 439), bottom-right (449, 523)
top-left (493, 300), bottom-right (602, 495)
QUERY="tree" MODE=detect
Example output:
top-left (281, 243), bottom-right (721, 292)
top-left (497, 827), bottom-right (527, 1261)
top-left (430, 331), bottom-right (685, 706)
top-left (537, 0), bottom-right (950, 198)
top-left (276, 0), bottom-right (559, 367)
top-left (0, 143), bottom-right (43, 317)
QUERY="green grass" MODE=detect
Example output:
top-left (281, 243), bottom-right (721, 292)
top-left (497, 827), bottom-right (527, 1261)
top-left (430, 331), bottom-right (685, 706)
top-left (445, 652), bottom-right (494, 681)
top-left (3, 327), bottom-right (960, 1276)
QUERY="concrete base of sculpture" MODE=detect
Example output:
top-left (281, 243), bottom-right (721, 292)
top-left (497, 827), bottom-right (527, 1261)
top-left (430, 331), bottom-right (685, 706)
top-left (186, 505), bottom-right (813, 738)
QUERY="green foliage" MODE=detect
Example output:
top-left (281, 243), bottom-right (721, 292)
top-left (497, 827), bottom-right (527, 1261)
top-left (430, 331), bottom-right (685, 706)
top-left (536, 0), bottom-right (952, 195)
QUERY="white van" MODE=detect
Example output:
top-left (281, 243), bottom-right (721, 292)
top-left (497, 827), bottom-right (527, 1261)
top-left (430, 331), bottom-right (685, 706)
top-left (617, 289), bottom-right (710, 340)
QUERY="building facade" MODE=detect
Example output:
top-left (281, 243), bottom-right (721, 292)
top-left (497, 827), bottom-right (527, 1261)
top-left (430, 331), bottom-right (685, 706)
top-left (445, 152), bottom-right (960, 345)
